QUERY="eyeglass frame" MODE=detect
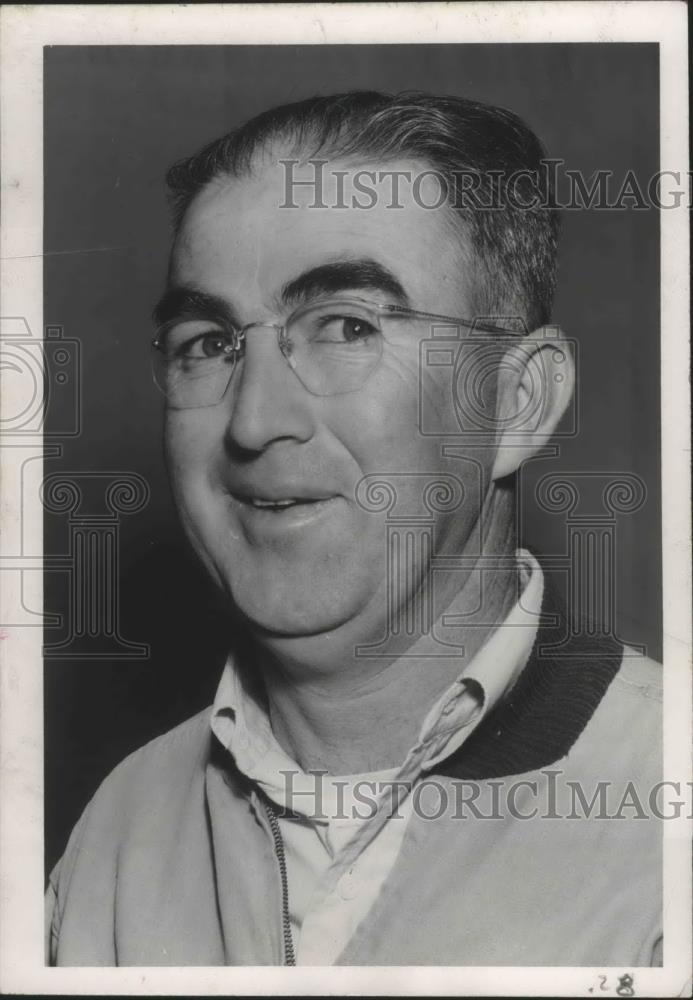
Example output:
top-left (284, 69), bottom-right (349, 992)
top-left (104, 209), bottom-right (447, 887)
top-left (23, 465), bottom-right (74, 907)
top-left (150, 294), bottom-right (527, 405)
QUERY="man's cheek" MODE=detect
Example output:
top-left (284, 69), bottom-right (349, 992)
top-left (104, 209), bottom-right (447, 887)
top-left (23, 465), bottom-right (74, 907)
top-left (165, 417), bottom-right (215, 480)
top-left (164, 417), bottom-right (192, 471)
top-left (349, 358), bottom-right (423, 446)
top-left (377, 349), bottom-right (421, 393)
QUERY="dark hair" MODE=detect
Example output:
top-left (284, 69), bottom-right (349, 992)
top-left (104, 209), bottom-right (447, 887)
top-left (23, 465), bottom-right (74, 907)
top-left (166, 91), bottom-right (560, 329)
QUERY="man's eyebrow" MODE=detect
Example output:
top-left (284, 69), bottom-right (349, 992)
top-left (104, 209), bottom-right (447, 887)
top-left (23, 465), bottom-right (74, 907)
top-left (279, 259), bottom-right (410, 308)
top-left (153, 260), bottom-right (409, 328)
top-left (152, 286), bottom-right (238, 329)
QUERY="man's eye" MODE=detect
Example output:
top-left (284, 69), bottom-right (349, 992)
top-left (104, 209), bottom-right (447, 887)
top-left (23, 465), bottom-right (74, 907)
top-left (174, 331), bottom-right (235, 359)
top-left (313, 314), bottom-right (379, 344)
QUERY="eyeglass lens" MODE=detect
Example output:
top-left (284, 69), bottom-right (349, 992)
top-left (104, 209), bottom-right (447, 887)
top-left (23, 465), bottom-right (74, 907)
top-left (152, 299), bottom-right (385, 407)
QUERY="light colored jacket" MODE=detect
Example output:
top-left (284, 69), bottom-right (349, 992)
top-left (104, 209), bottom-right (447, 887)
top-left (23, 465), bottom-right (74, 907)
top-left (46, 598), bottom-right (663, 966)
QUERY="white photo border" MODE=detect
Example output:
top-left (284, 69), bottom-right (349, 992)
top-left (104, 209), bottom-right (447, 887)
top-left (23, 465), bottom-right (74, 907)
top-left (0, 3), bottom-right (690, 996)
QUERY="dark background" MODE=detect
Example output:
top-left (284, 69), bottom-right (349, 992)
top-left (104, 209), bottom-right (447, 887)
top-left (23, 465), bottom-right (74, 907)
top-left (44, 44), bottom-right (661, 873)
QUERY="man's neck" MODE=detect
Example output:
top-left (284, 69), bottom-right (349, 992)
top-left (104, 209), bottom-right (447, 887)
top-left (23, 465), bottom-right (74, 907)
top-left (241, 486), bottom-right (518, 775)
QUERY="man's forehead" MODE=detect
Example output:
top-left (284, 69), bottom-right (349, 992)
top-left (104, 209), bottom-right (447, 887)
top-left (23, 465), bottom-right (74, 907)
top-left (177, 155), bottom-right (461, 240)
top-left (170, 156), bottom-right (472, 311)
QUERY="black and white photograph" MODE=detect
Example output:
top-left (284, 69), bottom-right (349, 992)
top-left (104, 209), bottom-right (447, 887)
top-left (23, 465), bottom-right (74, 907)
top-left (0, 3), bottom-right (690, 995)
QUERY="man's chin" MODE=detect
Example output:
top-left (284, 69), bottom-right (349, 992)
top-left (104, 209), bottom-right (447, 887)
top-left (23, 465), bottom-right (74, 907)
top-left (231, 597), bottom-right (362, 640)
top-left (223, 568), bottom-right (381, 641)
top-left (206, 535), bottom-right (386, 639)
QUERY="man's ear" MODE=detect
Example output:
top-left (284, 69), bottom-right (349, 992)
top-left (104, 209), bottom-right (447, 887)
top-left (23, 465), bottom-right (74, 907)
top-left (491, 327), bottom-right (575, 480)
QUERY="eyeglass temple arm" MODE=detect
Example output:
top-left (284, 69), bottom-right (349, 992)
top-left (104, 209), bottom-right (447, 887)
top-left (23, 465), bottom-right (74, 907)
top-left (381, 303), bottom-right (525, 337)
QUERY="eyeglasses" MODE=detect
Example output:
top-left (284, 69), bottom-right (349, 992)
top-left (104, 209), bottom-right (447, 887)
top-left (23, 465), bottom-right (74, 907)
top-left (151, 295), bottom-right (523, 409)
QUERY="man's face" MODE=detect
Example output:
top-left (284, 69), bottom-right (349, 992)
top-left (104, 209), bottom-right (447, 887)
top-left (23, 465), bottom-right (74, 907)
top-left (162, 157), bottom-right (495, 640)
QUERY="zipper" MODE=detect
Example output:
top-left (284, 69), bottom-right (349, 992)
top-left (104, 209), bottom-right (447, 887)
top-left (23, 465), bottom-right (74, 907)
top-left (262, 799), bottom-right (296, 966)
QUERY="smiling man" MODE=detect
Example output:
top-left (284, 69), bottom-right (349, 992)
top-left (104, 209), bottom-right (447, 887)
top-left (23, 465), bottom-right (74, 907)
top-left (46, 92), bottom-right (662, 967)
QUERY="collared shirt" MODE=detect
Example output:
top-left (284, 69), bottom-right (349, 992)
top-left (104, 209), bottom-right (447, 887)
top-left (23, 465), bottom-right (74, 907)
top-left (210, 548), bottom-right (544, 964)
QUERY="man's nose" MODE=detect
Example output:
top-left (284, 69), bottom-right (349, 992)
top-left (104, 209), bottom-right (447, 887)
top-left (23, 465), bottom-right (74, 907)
top-left (223, 325), bottom-right (315, 453)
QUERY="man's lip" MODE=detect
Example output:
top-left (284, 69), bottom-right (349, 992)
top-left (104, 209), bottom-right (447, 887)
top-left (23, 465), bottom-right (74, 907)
top-left (228, 490), bottom-right (339, 505)
top-left (226, 491), bottom-right (343, 532)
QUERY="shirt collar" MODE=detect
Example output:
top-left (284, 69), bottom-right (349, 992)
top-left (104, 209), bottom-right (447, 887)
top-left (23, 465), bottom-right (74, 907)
top-left (211, 549), bottom-right (544, 805)
top-left (418, 548), bottom-right (543, 769)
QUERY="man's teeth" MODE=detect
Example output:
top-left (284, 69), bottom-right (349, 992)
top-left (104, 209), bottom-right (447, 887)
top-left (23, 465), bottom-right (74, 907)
top-left (250, 498), bottom-right (301, 509)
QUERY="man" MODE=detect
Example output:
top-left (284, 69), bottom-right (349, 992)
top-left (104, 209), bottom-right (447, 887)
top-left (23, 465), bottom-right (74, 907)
top-left (46, 91), bottom-right (662, 966)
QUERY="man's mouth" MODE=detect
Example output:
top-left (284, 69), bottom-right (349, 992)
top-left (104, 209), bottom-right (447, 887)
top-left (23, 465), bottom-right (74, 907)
top-left (246, 497), bottom-right (326, 511)
top-left (227, 490), bottom-right (342, 522)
